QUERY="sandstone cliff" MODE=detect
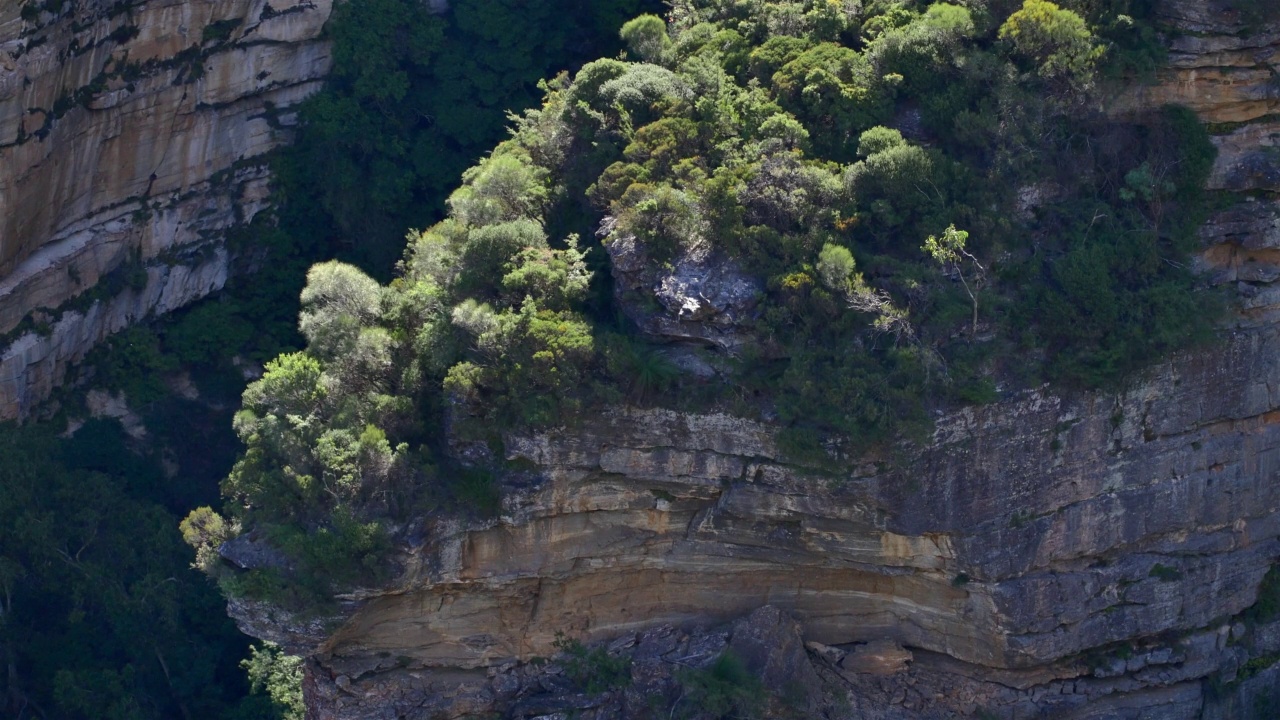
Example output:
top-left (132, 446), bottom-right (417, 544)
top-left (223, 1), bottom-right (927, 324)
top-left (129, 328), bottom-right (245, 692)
top-left (247, 341), bottom-right (1280, 718)
top-left (0, 0), bottom-right (333, 420)
top-left (211, 3), bottom-right (1280, 718)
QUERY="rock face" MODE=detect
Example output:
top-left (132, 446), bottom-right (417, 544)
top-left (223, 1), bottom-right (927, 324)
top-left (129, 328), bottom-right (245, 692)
top-left (0, 0), bottom-right (333, 419)
top-left (263, 338), bottom-right (1280, 717)
top-left (1111, 0), bottom-right (1280, 198)
top-left (221, 4), bottom-right (1280, 719)
top-left (606, 228), bottom-right (763, 353)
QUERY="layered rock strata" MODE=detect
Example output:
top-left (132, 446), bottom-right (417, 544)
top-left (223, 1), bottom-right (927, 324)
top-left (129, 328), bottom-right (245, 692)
top-left (301, 606), bottom-right (1280, 719)
top-left (0, 0), bottom-right (333, 419)
top-left (256, 323), bottom-right (1280, 717)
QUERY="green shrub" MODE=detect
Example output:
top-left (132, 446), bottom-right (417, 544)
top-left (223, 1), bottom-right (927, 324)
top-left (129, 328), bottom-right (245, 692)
top-left (201, 18), bottom-right (242, 44)
top-left (448, 467), bottom-right (502, 517)
top-left (674, 651), bottom-right (765, 719)
top-left (0, 421), bottom-right (264, 718)
top-left (1246, 565), bottom-right (1280, 624)
top-left (241, 642), bottom-right (305, 720)
top-left (554, 635), bottom-right (633, 694)
top-left (164, 301), bottom-right (254, 366)
top-left (281, 0), bottom-right (662, 277)
top-left (999, 0), bottom-right (1103, 91)
top-left (621, 13), bottom-right (674, 64)
top-left (88, 327), bottom-right (178, 405)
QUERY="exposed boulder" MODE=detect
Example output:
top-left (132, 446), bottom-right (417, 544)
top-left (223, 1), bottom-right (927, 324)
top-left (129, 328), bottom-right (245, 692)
top-left (605, 228), bottom-right (763, 354)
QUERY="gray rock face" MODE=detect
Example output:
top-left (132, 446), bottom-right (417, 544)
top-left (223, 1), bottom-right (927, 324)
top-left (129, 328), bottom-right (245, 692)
top-left (304, 606), bottom-right (822, 720)
top-left (605, 229), bottom-right (763, 353)
top-left (300, 604), bottom-right (1280, 720)
top-left (727, 606), bottom-right (823, 712)
top-left (0, 245), bottom-right (232, 419)
top-left (0, 0), bottom-right (334, 420)
top-left (840, 639), bottom-right (913, 676)
top-left (1156, 0), bottom-right (1261, 34)
top-left (220, 532), bottom-right (293, 572)
top-left (1199, 198), bottom-right (1280, 252)
top-left (226, 595), bottom-right (336, 653)
top-left (266, 313), bottom-right (1280, 716)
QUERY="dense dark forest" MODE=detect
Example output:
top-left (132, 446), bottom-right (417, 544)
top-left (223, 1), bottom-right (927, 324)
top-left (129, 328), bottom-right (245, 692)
top-left (0, 1), bottom-right (658, 717)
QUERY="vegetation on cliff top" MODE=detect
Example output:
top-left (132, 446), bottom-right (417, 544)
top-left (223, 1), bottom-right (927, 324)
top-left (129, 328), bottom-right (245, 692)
top-left (186, 0), bottom-right (1221, 607)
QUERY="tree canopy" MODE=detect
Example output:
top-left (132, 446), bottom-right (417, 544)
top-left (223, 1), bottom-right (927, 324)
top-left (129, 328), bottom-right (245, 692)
top-left (195, 0), bottom-right (1221, 609)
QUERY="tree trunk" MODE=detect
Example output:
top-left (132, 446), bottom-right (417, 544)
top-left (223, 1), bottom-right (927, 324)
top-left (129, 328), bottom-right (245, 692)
top-left (154, 647), bottom-right (194, 720)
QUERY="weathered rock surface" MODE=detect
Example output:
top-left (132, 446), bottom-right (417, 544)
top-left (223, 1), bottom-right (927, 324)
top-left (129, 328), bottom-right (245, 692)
top-left (0, 245), bottom-right (231, 419)
top-left (605, 227), bottom-right (763, 353)
top-left (0, 0), bottom-right (333, 419)
top-left (840, 638), bottom-right (913, 676)
top-left (253, 315), bottom-right (1280, 717)
top-left (1111, 0), bottom-right (1280, 122)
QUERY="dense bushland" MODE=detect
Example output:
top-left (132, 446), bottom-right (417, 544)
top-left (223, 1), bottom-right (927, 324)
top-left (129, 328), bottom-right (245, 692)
top-left (189, 0), bottom-right (1228, 608)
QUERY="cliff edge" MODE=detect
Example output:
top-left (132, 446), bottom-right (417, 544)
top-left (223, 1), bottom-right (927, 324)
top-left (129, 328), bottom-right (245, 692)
top-left (0, 0), bottom-right (333, 420)
top-left (210, 2), bottom-right (1280, 718)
